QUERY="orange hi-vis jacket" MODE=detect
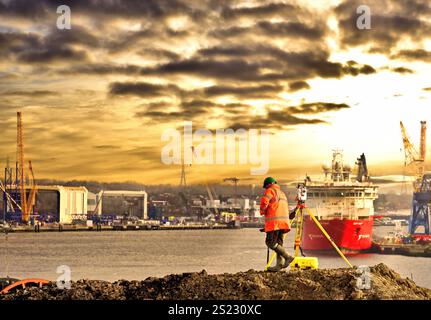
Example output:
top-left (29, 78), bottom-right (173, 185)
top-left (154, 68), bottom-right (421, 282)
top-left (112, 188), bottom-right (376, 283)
top-left (260, 184), bottom-right (290, 233)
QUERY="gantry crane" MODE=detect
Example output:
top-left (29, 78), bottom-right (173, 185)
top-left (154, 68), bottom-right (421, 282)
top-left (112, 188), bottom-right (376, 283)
top-left (400, 121), bottom-right (430, 239)
top-left (223, 177), bottom-right (240, 208)
top-left (399, 121), bottom-right (426, 191)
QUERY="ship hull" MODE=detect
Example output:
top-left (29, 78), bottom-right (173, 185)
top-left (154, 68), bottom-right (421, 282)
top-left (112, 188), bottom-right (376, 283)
top-left (302, 217), bottom-right (373, 252)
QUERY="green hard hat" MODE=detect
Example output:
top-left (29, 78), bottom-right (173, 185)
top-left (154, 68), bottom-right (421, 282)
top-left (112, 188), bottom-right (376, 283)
top-left (263, 177), bottom-right (277, 188)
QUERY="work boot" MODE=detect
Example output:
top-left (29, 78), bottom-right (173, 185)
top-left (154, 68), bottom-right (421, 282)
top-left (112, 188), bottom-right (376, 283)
top-left (274, 245), bottom-right (295, 269)
top-left (267, 254), bottom-right (284, 272)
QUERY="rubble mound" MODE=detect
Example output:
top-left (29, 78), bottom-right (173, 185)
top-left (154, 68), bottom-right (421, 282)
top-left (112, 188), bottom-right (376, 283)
top-left (2, 264), bottom-right (430, 300)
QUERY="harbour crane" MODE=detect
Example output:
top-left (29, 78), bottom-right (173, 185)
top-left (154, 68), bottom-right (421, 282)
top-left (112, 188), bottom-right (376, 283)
top-left (26, 160), bottom-right (38, 222)
top-left (400, 121), bottom-right (430, 239)
top-left (191, 146), bottom-right (219, 219)
top-left (16, 112), bottom-right (28, 222)
top-left (4, 112), bottom-right (38, 223)
top-left (223, 177), bottom-right (240, 208)
top-left (399, 121), bottom-right (426, 191)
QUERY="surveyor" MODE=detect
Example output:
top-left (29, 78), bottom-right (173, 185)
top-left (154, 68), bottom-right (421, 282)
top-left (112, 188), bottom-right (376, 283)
top-left (260, 177), bottom-right (294, 272)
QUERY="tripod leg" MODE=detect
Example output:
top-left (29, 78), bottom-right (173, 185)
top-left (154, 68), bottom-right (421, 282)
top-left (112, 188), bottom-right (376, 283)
top-left (293, 207), bottom-right (304, 257)
top-left (305, 207), bottom-right (353, 268)
top-left (266, 247), bottom-right (269, 264)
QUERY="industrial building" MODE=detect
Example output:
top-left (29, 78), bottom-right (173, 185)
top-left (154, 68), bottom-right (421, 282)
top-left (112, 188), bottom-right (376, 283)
top-left (15, 185), bottom-right (89, 224)
top-left (87, 191), bottom-right (102, 215)
top-left (97, 190), bottom-right (148, 219)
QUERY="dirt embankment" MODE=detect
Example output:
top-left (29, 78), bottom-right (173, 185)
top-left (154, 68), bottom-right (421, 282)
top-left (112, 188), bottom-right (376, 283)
top-left (1, 264), bottom-right (430, 300)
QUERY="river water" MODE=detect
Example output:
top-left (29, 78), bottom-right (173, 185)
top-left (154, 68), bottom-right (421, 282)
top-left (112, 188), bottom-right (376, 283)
top-left (1, 226), bottom-right (430, 289)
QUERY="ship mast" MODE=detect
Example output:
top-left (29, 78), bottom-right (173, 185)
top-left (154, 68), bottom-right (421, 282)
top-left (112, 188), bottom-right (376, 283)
top-left (330, 150), bottom-right (351, 182)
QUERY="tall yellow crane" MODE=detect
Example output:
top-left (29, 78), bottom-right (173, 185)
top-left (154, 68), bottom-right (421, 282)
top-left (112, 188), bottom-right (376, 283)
top-left (400, 121), bottom-right (426, 191)
top-left (16, 112), bottom-right (37, 223)
top-left (17, 112), bottom-right (28, 222)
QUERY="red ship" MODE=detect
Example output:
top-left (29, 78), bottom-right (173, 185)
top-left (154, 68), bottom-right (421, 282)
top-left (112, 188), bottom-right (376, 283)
top-left (301, 151), bottom-right (379, 253)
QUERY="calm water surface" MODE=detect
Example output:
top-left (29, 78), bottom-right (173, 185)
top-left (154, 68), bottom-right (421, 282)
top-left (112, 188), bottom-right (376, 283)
top-left (0, 226), bottom-right (430, 288)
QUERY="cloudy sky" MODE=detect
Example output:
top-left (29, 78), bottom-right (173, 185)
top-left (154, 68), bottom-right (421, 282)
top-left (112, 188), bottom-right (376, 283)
top-left (0, 0), bottom-right (430, 184)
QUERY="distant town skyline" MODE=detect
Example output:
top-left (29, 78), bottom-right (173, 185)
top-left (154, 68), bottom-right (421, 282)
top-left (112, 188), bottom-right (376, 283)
top-left (0, 0), bottom-right (430, 184)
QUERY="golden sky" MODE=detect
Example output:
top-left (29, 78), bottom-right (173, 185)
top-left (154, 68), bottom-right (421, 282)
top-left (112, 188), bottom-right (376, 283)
top-left (0, 0), bottom-right (430, 185)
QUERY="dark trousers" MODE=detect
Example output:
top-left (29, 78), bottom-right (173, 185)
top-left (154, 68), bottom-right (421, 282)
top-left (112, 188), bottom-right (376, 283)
top-left (265, 230), bottom-right (286, 250)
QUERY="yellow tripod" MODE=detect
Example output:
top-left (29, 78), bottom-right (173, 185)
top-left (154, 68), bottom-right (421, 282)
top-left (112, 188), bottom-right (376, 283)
top-left (264, 204), bottom-right (353, 271)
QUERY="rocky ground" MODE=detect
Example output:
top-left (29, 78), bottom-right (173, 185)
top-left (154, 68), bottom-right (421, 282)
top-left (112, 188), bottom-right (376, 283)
top-left (1, 264), bottom-right (430, 300)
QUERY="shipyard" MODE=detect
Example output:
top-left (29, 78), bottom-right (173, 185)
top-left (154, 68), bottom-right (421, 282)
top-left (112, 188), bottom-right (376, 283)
top-left (1, 113), bottom-right (430, 299)
top-left (0, 0), bottom-right (431, 310)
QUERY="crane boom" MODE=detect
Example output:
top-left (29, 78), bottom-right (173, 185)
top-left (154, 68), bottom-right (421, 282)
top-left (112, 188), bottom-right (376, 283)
top-left (191, 146), bottom-right (219, 216)
top-left (17, 112), bottom-right (28, 222)
top-left (400, 121), bottom-right (426, 190)
top-left (420, 121), bottom-right (427, 163)
top-left (223, 177), bottom-right (240, 208)
top-left (26, 160), bottom-right (37, 221)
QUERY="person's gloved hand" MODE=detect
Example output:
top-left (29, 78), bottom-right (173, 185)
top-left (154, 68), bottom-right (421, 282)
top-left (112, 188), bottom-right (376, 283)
top-left (289, 209), bottom-right (297, 220)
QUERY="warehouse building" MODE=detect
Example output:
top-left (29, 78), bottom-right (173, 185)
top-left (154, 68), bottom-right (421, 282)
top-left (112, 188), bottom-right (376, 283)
top-left (34, 185), bottom-right (88, 223)
top-left (96, 190), bottom-right (148, 219)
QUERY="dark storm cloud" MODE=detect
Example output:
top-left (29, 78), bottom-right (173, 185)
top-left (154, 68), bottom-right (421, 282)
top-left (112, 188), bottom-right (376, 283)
top-left (289, 102), bottom-right (350, 114)
top-left (0, 27), bottom-right (90, 64)
top-left (211, 21), bottom-right (325, 41)
top-left (180, 99), bottom-right (218, 108)
top-left (0, 0), bottom-right (192, 19)
top-left (342, 61), bottom-right (376, 76)
top-left (227, 113), bottom-right (324, 130)
top-left (221, 2), bottom-right (304, 20)
top-left (391, 67), bottom-right (414, 74)
top-left (134, 98), bottom-right (254, 123)
top-left (226, 101), bottom-right (351, 129)
top-left (164, 99), bottom-right (348, 130)
top-left (266, 110), bottom-right (324, 126)
top-left (109, 82), bottom-right (183, 98)
top-left (180, 99), bottom-right (250, 115)
top-left (141, 58), bottom-right (271, 81)
top-left (44, 25), bottom-right (101, 48)
top-left (0, 0), bottom-right (48, 18)
top-left (335, 0), bottom-right (431, 52)
top-left (234, 99), bottom-right (351, 129)
top-left (65, 64), bottom-right (142, 76)
top-left (391, 49), bottom-right (431, 62)
top-left (203, 84), bottom-right (284, 99)
top-left (2, 90), bottom-right (59, 96)
top-left (135, 108), bottom-right (207, 122)
top-left (143, 48), bottom-right (376, 82)
top-left (0, 0), bottom-right (381, 135)
top-left (137, 48), bottom-right (181, 61)
top-left (288, 81), bottom-right (310, 92)
top-left (106, 29), bottom-right (170, 54)
top-left (110, 81), bottom-right (284, 101)
top-left (0, 31), bottom-right (41, 57)
top-left (257, 21), bottom-right (324, 40)
top-left (16, 46), bottom-right (88, 63)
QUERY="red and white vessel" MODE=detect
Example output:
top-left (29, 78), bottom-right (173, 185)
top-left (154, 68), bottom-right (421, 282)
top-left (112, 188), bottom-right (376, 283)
top-left (302, 151), bottom-right (379, 253)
